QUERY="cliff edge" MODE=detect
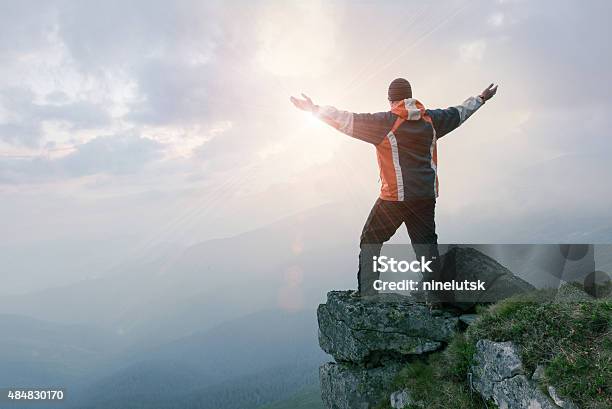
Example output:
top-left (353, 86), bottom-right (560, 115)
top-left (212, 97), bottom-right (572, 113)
top-left (316, 247), bottom-right (610, 409)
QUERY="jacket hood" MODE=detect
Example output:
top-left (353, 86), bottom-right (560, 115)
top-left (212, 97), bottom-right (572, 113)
top-left (390, 98), bottom-right (425, 120)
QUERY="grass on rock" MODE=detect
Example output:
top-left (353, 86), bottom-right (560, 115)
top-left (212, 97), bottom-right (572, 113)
top-left (378, 287), bottom-right (611, 409)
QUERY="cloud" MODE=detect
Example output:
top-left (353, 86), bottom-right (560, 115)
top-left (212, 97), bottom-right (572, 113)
top-left (0, 1), bottom-right (56, 59)
top-left (128, 60), bottom-right (213, 126)
top-left (0, 87), bottom-right (111, 147)
top-left (459, 40), bottom-right (487, 63)
top-left (0, 133), bottom-right (164, 183)
top-left (0, 0), bottom-right (611, 248)
top-left (62, 133), bottom-right (164, 176)
top-left (486, 0), bottom-right (611, 104)
top-left (55, 1), bottom-right (201, 70)
top-left (487, 13), bottom-right (504, 27)
top-left (0, 0), bottom-right (271, 180)
top-left (0, 87), bottom-right (44, 146)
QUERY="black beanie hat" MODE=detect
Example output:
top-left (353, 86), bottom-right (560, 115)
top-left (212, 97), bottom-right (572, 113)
top-left (388, 78), bottom-right (412, 101)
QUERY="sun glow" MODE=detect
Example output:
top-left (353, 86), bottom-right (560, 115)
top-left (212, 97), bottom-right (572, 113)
top-left (256, 2), bottom-right (337, 78)
top-left (304, 112), bottom-right (327, 130)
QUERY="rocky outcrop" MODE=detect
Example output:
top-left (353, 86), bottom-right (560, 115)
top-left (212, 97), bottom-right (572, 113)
top-left (318, 291), bottom-right (459, 364)
top-left (471, 340), bottom-right (579, 409)
top-left (316, 248), bottom-right (544, 409)
top-left (318, 291), bottom-right (460, 408)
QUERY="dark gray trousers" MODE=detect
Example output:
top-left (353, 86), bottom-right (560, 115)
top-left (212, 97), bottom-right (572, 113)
top-left (357, 197), bottom-right (441, 295)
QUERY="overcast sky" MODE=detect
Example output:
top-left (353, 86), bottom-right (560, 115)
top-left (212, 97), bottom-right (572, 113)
top-left (1, 0), bottom-right (611, 292)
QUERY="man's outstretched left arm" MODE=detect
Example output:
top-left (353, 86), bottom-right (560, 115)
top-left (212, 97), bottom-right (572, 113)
top-left (426, 83), bottom-right (498, 138)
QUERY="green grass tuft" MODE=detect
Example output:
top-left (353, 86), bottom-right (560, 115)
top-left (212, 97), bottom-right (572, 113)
top-left (375, 334), bottom-right (492, 409)
top-left (467, 293), bottom-right (611, 409)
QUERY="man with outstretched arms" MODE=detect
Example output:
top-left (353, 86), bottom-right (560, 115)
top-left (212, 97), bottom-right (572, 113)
top-left (291, 79), bottom-right (498, 297)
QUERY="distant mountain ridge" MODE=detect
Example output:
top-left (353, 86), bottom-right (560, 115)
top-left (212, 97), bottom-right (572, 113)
top-left (0, 308), bottom-right (327, 409)
top-left (0, 202), bottom-right (357, 344)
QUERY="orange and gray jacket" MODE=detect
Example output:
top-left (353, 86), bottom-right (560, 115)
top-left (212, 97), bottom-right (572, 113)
top-left (314, 96), bottom-right (484, 200)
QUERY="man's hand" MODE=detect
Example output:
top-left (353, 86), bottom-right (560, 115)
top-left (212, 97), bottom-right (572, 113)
top-left (290, 93), bottom-right (316, 112)
top-left (479, 83), bottom-right (498, 102)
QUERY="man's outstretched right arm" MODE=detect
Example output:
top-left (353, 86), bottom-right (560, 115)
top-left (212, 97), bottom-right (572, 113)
top-left (290, 94), bottom-right (386, 145)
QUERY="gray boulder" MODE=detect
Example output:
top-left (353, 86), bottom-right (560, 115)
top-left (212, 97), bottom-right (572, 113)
top-left (471, 340), bottom-right (525, 397)
top-left (317, 291), bottom-right (459, 363)
top-left (440, 247), bottom-right (535, 305)
top-left (320, 361), bottom-right (401, 409)
top-left (471, 340), bottom-right (561, 409)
